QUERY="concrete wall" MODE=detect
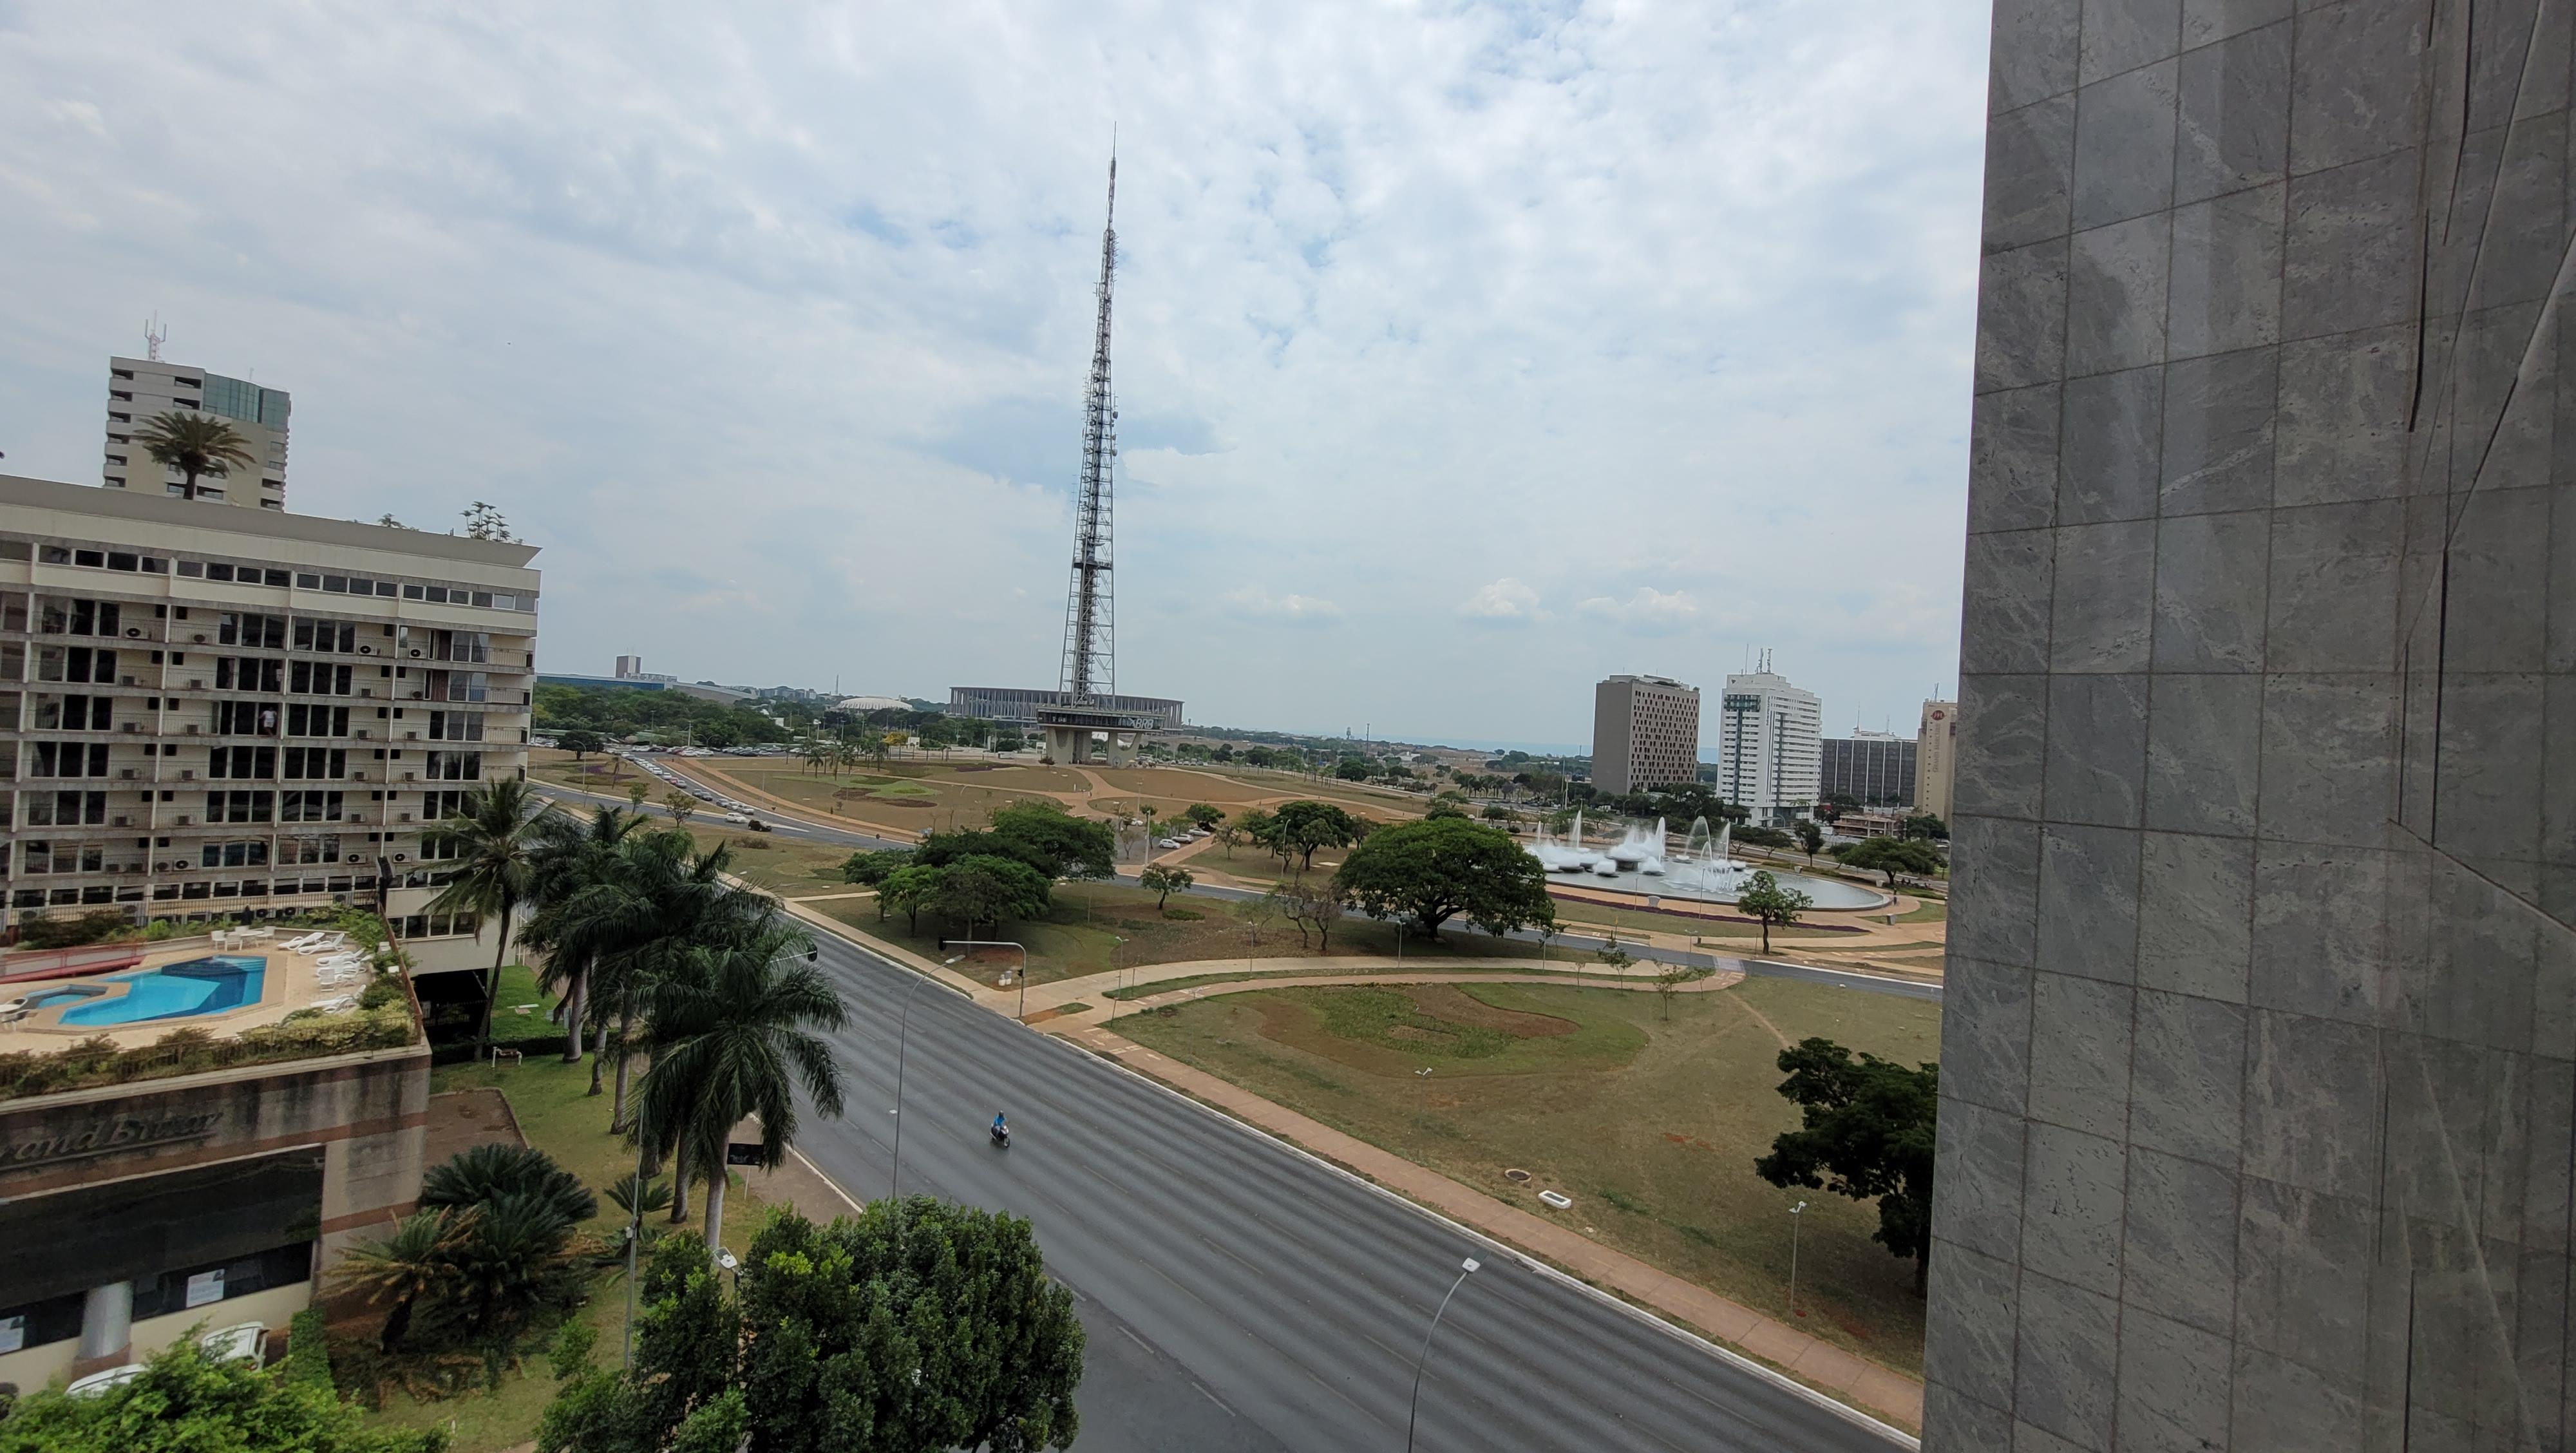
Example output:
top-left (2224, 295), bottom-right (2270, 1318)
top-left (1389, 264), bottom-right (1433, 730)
top-left (1927, 2), bottom-right (2576, 1448)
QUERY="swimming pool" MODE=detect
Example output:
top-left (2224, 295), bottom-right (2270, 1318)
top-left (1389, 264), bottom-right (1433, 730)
top-left (55, 956), bottom-right (267, 1026)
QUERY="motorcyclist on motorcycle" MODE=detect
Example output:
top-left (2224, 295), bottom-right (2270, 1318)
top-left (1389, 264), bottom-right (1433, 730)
top-left (990, 1112), bottom-right (1010, 1146)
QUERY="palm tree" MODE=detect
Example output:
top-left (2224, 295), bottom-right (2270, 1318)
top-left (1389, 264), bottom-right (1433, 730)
top-left (425, 777), bottom-right (549, 1048)
top-left (529, 828), bottom-right (770, 1132)
top-left (133, 411), bottom-right (256, 501)
top-left (329, 1208), bottom-right (469, 1352)
top-left (638, 922), bottom-right (848, 1251)
top-left (516, 806), bottom-right (647, 1066)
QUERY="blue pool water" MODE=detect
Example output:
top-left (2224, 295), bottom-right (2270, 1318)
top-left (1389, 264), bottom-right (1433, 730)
top-left (55, 956), bottom-right (267, 1026)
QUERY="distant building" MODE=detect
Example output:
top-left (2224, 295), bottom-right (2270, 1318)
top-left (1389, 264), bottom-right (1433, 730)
top-left (1915, 699), bottom-right (1957, 821)
top-left (1590, 674), bottom-right (1701, 795)
top-left (949, 685), bottom-right (1183, 732)
top-left (1820, 730), bottom-right (1917, 807)
top-left (104, 356), bottom-right (291, 511)
top-left (1714, 657), bottom-right (1821, 825)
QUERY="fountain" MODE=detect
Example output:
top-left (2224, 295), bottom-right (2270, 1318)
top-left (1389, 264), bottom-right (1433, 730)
top-left (1522, 812), bottom-right (1885, 909)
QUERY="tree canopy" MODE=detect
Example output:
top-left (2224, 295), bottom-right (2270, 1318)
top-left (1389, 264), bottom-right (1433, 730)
top-left (1734, 870), bottom-right (1814, 955)
top-left (0, 1334), bottom-right (439, 1453)
top-left (917, 802), bottom-right (1113, 882)
top-left (133, 410), bottom-right (256, 502)
top-left (1752, 1038), bottom-right (1939, 1293)
top-left (540, 1205), bottom-right (1083, 1453)
top-left (1331, 817), bottom-right (1555, 942)
top-left (1269, 800), bottom-right (1365, 871)
top-left (1830, 835), bottom-right (1945, 888)
top-left (535, 683), bottom-right (786, 748)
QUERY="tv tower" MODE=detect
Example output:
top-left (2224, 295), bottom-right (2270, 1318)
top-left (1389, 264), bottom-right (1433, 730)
top-left (1057, 152), bottom-right (1119, 707)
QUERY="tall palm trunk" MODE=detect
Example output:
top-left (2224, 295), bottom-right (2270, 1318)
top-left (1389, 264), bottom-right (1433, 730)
top-left (610, 1005), bottom-right (638, 1129)
top-left (667, 1139), bottom-right (690, 1224)
top-left (590, 1015), bottom-right (609, 1096)
top-left (475, 904), bottom-right (515, 1048)
top-left (703, 1161), bottom-right (729, 1251)
top-left (560, 966), bottom-right (587, 1063)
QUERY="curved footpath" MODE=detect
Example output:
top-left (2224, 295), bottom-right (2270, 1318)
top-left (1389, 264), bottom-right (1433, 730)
top-left (776, 897), bottom-right (1928, 1433)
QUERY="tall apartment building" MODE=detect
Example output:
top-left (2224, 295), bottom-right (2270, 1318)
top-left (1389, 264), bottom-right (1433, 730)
top-left (103, 357), bottom-right (291, 511)
top-left (1712, 659), bottom-right (1819, 825)
top-left (1913, 698), bottom-right (1955, 821)
top-left (1819, 730), bottom-right (1915, 806)
top-left (0, 473), bottom-right (538, 975)
top-left (1589, 674), bottom-right (1701, 795)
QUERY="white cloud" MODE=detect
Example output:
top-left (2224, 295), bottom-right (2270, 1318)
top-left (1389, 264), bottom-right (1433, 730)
top-left (0, 1), bottom-right (1984, 743)
top-left (1460, 577), bottom-right (1548, 623)
top-left (1225, 586), bottom-right (1342, 623)
top-left (1578, 586), bottom-right (1701, 634)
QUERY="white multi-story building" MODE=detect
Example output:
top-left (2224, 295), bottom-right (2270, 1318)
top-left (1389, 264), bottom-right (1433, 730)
top-left (0, 473), bottom-right (539, 974)
top-left (1590, 674), bottom-right (1701, 795)
top-left (103, 356), bottom-right (292, 511)
top-left (1713, 657), bottom-right (1821, 824)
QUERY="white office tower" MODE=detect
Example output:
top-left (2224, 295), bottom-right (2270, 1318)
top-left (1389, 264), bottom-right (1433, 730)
top-left (1713, 654), bottom-right (1820, 824)
top-left (104, 356), bottom-right (292, 511)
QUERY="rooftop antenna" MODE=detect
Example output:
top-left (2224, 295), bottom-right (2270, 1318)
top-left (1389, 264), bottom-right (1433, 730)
top-left (143, 315), bottom-right (167, 362)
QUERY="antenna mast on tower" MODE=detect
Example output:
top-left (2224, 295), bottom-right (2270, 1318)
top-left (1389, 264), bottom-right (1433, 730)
top-left (144, 316), bottom-right (167, 363)
top-left (1057, 151), bottom-right (1120, 707)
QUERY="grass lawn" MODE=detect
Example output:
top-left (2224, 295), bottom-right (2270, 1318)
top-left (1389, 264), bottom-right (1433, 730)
top-left (680, 828), bottom-right (855, 898)
top-left (1895, 899), bottom-right (1949, 924)
top-left (357, 973), bottom-right (777, 1453)
top-left (816, 877), bottom-right (1545, 992)
top-left (1116, 976), bottom-right (1940, 1375)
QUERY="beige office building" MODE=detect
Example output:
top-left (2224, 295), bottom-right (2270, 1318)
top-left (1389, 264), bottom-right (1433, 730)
top-left (1590, 674), bottom-right (1701, 794)
top-left (103, 357), bottom-right (292, 511)
top-left (1914, 698), bottom-right (1956, 821)
top-left (0, 473), bottom-right (538, 975)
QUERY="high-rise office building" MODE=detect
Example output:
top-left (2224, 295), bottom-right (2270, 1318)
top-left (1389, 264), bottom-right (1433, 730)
top-left (1819, 730), bottom-right (1915, 807)
top-left (1923, 6), bottom-right (2576, 1448)
top-left (1589, 674), bottom-right (1700, 795)
top-left (1712, 657), bottom-right (1818, 824)
top-left (1913, 698), bottom-right (1955, 821)
top-left (102, 357), bottom-right (292, 511)
top-left (0, 473), bottom-right (538, 976)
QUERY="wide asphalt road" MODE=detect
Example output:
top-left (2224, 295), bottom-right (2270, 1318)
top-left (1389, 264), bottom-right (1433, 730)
top-left (791, 931), bottom-right (1911, 1453)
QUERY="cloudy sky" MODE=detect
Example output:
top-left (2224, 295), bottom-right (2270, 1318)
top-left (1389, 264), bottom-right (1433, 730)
top-left (0, 2), bottom-right (1989, 751)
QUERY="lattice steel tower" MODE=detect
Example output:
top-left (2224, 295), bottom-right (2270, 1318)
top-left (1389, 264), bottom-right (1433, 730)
top-left (1057, 154), bottom-right (1119, 707)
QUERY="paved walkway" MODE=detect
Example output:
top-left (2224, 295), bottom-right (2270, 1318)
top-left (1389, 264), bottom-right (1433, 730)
top-left (1055, 1020), bottom-right (1926, 1429)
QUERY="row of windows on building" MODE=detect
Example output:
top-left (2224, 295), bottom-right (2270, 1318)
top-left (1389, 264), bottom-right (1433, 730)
top-left (3, 538), bottom-right (535, 613)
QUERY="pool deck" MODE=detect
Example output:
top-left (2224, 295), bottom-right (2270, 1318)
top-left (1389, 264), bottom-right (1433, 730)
top-left (1, 938), bottom-right (381, 1048)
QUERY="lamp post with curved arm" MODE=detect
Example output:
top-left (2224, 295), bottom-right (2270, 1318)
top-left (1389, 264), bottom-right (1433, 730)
top-left (1405, 1256), bottom-right (1480, 1452)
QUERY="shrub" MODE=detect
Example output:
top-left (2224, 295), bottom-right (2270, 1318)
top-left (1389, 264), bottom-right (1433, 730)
top-left (421, 1143), bottom-right (598, 1228)
top-left (287, 1306), bottom-right (334, 1388)
top-left (14, 907), bottom-right (132, 949)
top-left (357, 976), bottom-right (406, 1012)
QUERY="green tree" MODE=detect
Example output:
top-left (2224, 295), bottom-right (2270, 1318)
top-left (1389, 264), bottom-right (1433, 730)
top-left (327, 1207), bottom-right (468, 1353)
top-left (425, 777), bottom-right (548, 1048)
top-left (1794, 818), bottom-right (1825, 864)
top-left (878, 864), bottom-right (944, 933)
top-left (421, 1143), bottom-right (599, 1228)
top-left (1900, 812), bottom-right (1949, 842)
top-left (1276, 878), bottom-right (1342, 950)
top-left (1333, 757), bottom-right (1372, 781)
top-left (1183, 802), bottom-right (1224, 830)
top-left (986, 801), bottom-right (1116, 880)
top-left (1424, 800), bottom-right (1468, 820)
top-left (517, 804), bottom-right (649, 1064)
top-left (1653, 962), bottom-right (1713, 1017)
top-left (560, 728), bottom-right (605, 761)
top-left (133, 410), bottom-right (257, 502)
top-left (838, 848), bottom-right (914, 887)
top-left (639, 924), bottom-right (848, 1248)
top-left (540, 1208), bottom-right (1083, 1453)
top-left (1753, 1038), bottom-right (1939, 1293)
top-left (1734, 870), bottom-right (1814, 954)
top-left (1139, 864), bottom-right (1194, 910)
top-left (462, 500), bottom-right (517, 541)
top-left (1331, 817), bottom-right (1556, 942)
top-left (0, 1334), bottom-right (439, 1453)
top-left (1832, 835), bottom-right (1944, 889)
top-left (626, 781), bottom-right (648, 811)
top-left (661, 790), bottom-right (696, 828)
top-left (934, 855), bottom-right (1052, 937)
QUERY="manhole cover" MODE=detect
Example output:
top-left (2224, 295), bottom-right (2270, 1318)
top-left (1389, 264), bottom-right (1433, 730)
top-left (1503, 1168), bottom-right (1531, 1184)
top-left (1538, 1190), bottom-right (1573, 1210)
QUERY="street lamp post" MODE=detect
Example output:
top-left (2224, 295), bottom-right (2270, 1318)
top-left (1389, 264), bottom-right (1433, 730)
top-left (1405, 1256), bottom-right (1481, 1453)
top-left (886, 969), bottom-right (931, 1211)
top-left (1788, 1200), bottom-right (1809, 1317)
top-left (945, 940), bottom-right (1032, 1018)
